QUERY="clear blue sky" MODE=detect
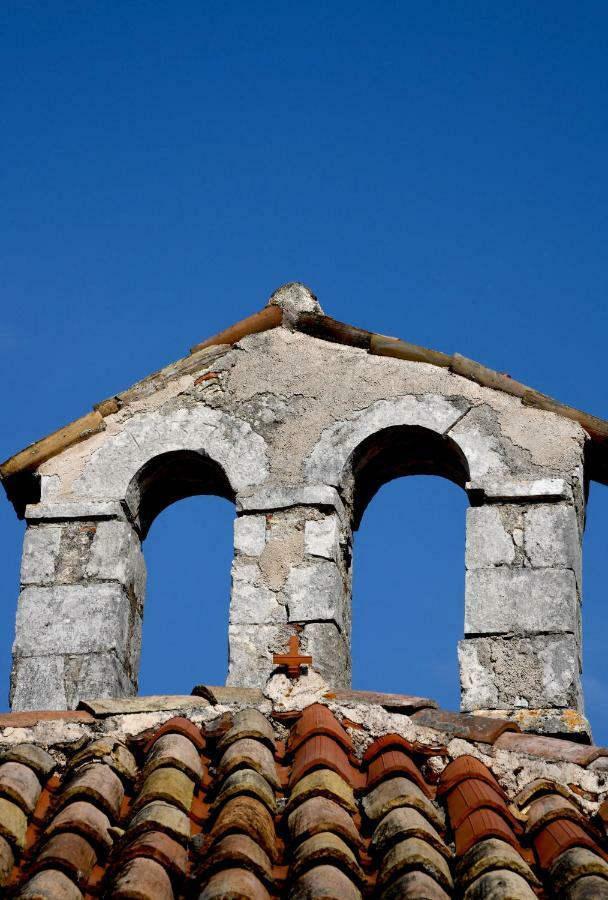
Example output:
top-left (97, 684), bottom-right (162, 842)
top-left (1, 2), bottom-right (608, 739)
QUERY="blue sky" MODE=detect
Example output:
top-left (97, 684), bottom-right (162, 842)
top-left (1, 2), bottom-right (607, 739)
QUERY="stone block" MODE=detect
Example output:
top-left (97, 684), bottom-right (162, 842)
top-left (25, 500), bottom-right (126, 520)
top-left (13, 584), bottom-right (139, 659)
top-left (85, 521), bottom-right (146, 599)
top-left (20, 525), bottom-right (62, 584)
top-left (233, 515), bottom-right (266, 556)
top-left (303, 622), bottom-right (351, 688)
top-left (10, 651), bottom-right (135, 711)
top-left (229, 560), bottom-right (286, 625)
top-left (464, 568), bottom-right (578, 635)
top-left (458, 634), bottom-right (582, 711)
top-left (523, 504), bottom-right (581, 590)
top-left (466, 479), bottom-right (571, 502)
top-left (237, 485), bottom-right (346, 520)
top-left (304, 515), bottom-right (340, 561)
top-left (227, 624), bottom-right (289, 687)
top-left (284, 561), bottom-right (347, 631)
top-left (465, 507), bottom-right (514, 569)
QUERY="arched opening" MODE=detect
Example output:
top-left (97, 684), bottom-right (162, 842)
top-left (348, 426), bottom-right (469, 708)
top-left (126, 449), bottom-right (236, 694)
top-left (582, 481), bottom-right (608, 744)
top-left (139, 494), bottom-right (234, 694)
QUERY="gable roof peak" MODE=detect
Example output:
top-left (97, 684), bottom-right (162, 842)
top-left (267, 281), bottom-right (324, 325)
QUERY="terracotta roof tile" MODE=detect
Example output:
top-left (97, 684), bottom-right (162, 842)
top-left (289, 863), bottom-right (362, 900)
top-left (455, 838), bottom-right (540, 891)
top-left (0, 834), bottom-right (15, 887)
top-left (410, 708), bottom-right (519, 743)
top-left (43, 800), bottom-right (113, 849)
top-left (378, 836), bottom-right (453, 892)
top-left (438, 754), bottom-right (506, 797)
top-left (535, 818), bottom-right (608, 870)
top-left (371, 805), bottom-right (449, 859)
top-left (495, 731), bottom-right (608, 767)
top-left (196, 832), bottom-right (272, 884)
top-left (381, 869), bottom-right (451, 898)
top-left (199, 867), bottom-right (271, 899)
top-left (290, 831), bottom-right (365, 884)
top-left (0, 762), bottom-right (42, 814)
top-left (550, 846), bottom-right (608, 894)
top-left (455, 809), bottom-right (522, 857)
top-left (290, 734), bottom-right (357, 786)
top-left (217, 738), bottom-right (279, 788)
top-left (59, 763), bottom-right (124, 819)
top-left (33, 831), bottom-right (97, 885)
top-left (288, 703), bottom-right (353, 753)
top-left (526, 793), bottom-right (585, 836)
top-left (287, 769), bottom-right (357, 814)
top-left (208, 796), bottom-right (277, 862)
top-left (112, 856), bottom-right (174, 900)
top-left (445, 778), bottom-right (520, 831)
top-left (463, 869), bottom-right (537, 899)
top-left (363, 776), bottom-right (445, 830)
top-left (217, 709), bottom-right (276, 753)
top-left (3, 699), bottom-right (608, 897)
top-left (565, 875), bottom-right (608, 898)
top-left (0, 796), bottom-right (28, 848)
top-left (16, 867), bottom-right (84, 899)
top-left (363, 734), bottom-right (416, 764)
top-left (121, 829), bottom-right (188, 878)
top-left (367, 749), bottom-right (432, 796)
top-left (287, 796), bottom-right (362, 850)
top-left (1, 745), bottom-right (56, 779)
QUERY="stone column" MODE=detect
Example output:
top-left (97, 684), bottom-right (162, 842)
top-left (228, 486), bottom-right (352, 688)
top-left (458, 479), bottom-right (584, 732)
top-left (11, 509), bottom-right (145, 710)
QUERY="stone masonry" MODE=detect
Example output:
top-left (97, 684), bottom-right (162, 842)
top-left (1, 283), bottom-right (591, 735)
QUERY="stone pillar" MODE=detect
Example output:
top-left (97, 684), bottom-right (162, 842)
top-left (459, 479), bottom-right (584, 733)
top-left (11, 512), bottom-right (145, 710)
top-left (228, 487), bottom-right (352, 688)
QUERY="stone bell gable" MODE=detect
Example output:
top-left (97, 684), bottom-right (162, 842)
top-left (2, 282), bottom-right (606, 737)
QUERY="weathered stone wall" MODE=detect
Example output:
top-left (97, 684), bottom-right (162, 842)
top-left (7, 284), bottom-right (589, 727)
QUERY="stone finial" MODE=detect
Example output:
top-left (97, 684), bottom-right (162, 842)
top-left (267, 282), bottom-right (323, 326)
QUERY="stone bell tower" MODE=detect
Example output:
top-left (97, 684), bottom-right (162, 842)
top-left (3, 282), bottom-right (604, 738)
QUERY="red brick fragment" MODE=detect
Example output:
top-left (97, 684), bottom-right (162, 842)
top-left (35, 832), bottom-right (97, 885)
top-left (113, 856), bottom-right (174, 900)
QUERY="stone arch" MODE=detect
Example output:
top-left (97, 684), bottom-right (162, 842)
top-left (304, 394), bottom-right (476, 498)
top-left (68, 403), bottom-right (269, 507)
top-left (345, 424), bottom-right (470, 529)
top-left (125, 449), bottom-right (235, 538)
